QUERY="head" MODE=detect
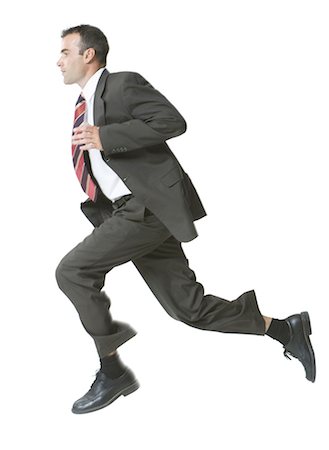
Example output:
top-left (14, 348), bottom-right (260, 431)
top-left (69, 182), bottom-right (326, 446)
top-left (57, 25), bottom-right (109, 87)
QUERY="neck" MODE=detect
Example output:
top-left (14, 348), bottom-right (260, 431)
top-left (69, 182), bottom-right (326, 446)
top-left (78, 65), bottom-right (103, 88)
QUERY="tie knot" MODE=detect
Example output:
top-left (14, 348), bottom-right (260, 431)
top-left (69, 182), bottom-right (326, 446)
top-left (76, 93), bottom-right (86, 105)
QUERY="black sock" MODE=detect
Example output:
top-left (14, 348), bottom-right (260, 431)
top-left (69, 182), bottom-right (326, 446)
top-left (100, 353), bottom-right (126, 379)
top-left (266, 319), bottom-right (290, 346)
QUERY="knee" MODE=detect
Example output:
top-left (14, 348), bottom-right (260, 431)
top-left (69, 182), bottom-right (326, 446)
top-left (167, 307), bottom-right (199, 325)
top-left (175, 312), bottom-right (198, 326)
top-left (55, 257), bottom-right (71, 292)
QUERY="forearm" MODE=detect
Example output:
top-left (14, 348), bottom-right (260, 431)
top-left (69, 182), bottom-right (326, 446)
top-left (99, 116), bottom-right (186, 156)
top-left (99, 72), bottom-right (187, 156)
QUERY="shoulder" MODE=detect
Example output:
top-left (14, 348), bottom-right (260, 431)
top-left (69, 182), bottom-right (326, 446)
top-left (108, 71), bottom-right (149, 86)
top-left (99, 70), bottom-right (154, 101)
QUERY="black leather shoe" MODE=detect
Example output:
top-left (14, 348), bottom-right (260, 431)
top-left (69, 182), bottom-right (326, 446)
top-left (72, 369), bottom-right (139, 414)
top-left (283, 311), bottom-right (316, 382)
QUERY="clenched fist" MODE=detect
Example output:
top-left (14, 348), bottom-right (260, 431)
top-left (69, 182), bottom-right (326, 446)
top-left (72, 124), bottom-right (103, 151)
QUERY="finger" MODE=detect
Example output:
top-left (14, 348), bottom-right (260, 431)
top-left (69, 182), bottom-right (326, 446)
top-left (72, 137), bottom-right (88, 145)
top-left (80, 143), bottom-right (93, 150)
top-left (74, 129), bottom-right (95, 139)
top-left (75, 132), bottom-right (91, 140)
top-left (74, 140), bottom-right (95, 149)
top-left (73, 124), bottom-right (90, 133)
top-left (73, 128), bottom-right (87, 135)
top-left (72, 134), bottom-right (84, 141)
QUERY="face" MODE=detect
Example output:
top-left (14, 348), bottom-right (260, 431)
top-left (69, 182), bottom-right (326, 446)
top-left (57, 33), bottom-right (88, 86)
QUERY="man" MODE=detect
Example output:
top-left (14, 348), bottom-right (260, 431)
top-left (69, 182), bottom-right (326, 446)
top-left (56, 25), bottom-right (316, 414)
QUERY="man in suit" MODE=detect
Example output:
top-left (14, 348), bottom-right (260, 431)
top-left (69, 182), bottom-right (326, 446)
top-left (56, 25), bottom-right (316, 414)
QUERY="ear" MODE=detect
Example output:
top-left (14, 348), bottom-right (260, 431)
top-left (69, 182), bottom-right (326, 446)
top-left (84, 48), bottom-right (96, 64)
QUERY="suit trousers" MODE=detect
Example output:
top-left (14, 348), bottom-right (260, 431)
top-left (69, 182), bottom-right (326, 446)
top-left (55, 195), bottom-right (265, 358)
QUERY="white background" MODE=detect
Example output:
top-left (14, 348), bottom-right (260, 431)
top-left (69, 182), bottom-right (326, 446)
top-left (1, 0), bottom-right (328, 448)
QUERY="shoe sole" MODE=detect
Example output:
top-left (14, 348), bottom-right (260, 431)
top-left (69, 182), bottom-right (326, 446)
top-left (72, 380), bottom-right (140, 414)
top-left (301, 311), bottom-right (316, 382)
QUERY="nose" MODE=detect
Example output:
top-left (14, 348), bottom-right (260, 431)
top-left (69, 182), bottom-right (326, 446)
top-left (57, 57), bottom-right (63, 67)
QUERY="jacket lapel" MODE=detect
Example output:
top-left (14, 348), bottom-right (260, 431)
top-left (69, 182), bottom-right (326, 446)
top-left (94, 69), bottom-right (110, 126)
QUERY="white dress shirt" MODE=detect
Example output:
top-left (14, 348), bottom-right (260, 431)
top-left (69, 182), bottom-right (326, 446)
top-left (82, 68), bottom-right (131, 201)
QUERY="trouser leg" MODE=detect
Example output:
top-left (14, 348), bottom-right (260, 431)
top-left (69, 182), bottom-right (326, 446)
top-left (55, 196), bottom-right (171, 357)
top-left (133, 235), bottom-right (265, 335)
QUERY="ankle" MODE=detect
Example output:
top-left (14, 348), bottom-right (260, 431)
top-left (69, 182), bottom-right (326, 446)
top-left (100, 352), bottom-right (126, 379)
top-left (263, 316), bottom-right (273, 333)
top-left (265, 318), bottom-right (290, 346)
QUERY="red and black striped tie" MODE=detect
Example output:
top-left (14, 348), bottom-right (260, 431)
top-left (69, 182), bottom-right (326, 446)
top-left (72, 94), bottom-right (97, 201)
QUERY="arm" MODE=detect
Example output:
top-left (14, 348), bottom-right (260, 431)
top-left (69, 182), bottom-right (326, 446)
top-left (99, 72), bottom-right (187, 157)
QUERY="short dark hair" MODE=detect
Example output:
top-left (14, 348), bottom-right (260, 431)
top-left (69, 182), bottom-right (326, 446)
top-left (61, 24), bottom-right (109, 66)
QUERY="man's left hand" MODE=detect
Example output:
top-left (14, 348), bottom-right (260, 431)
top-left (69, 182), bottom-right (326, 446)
top-left (72, 124), bottom-right (103, 151)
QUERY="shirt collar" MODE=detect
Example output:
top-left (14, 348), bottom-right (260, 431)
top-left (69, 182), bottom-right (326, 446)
top-left (82, 67), bottom-right (106, 102)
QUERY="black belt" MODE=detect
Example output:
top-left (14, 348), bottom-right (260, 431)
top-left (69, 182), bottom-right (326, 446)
top-left (112, 194), bottom-right (133, 209)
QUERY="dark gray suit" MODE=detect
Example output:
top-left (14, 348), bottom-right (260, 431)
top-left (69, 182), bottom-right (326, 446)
top-left (56, 70), bottom-right (265, 358)
top-left (83, 69), bottom-right (205, 242)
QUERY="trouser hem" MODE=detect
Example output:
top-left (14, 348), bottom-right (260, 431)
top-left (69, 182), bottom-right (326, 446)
top-left (246, 290), bottom-right (266, 335)
top-left (92, 322), bottom-right (137, 358)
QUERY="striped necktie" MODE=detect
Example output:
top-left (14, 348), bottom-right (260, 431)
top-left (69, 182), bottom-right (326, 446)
top-left (72, 94), bottom-right (97, 201)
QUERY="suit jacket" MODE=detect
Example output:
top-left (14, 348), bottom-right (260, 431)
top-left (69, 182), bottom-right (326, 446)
top-left (81, 69), bottom-right (206, 242)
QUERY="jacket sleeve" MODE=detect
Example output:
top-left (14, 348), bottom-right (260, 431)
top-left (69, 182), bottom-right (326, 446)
top-left (99, 72), bottom-right (187, 157)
